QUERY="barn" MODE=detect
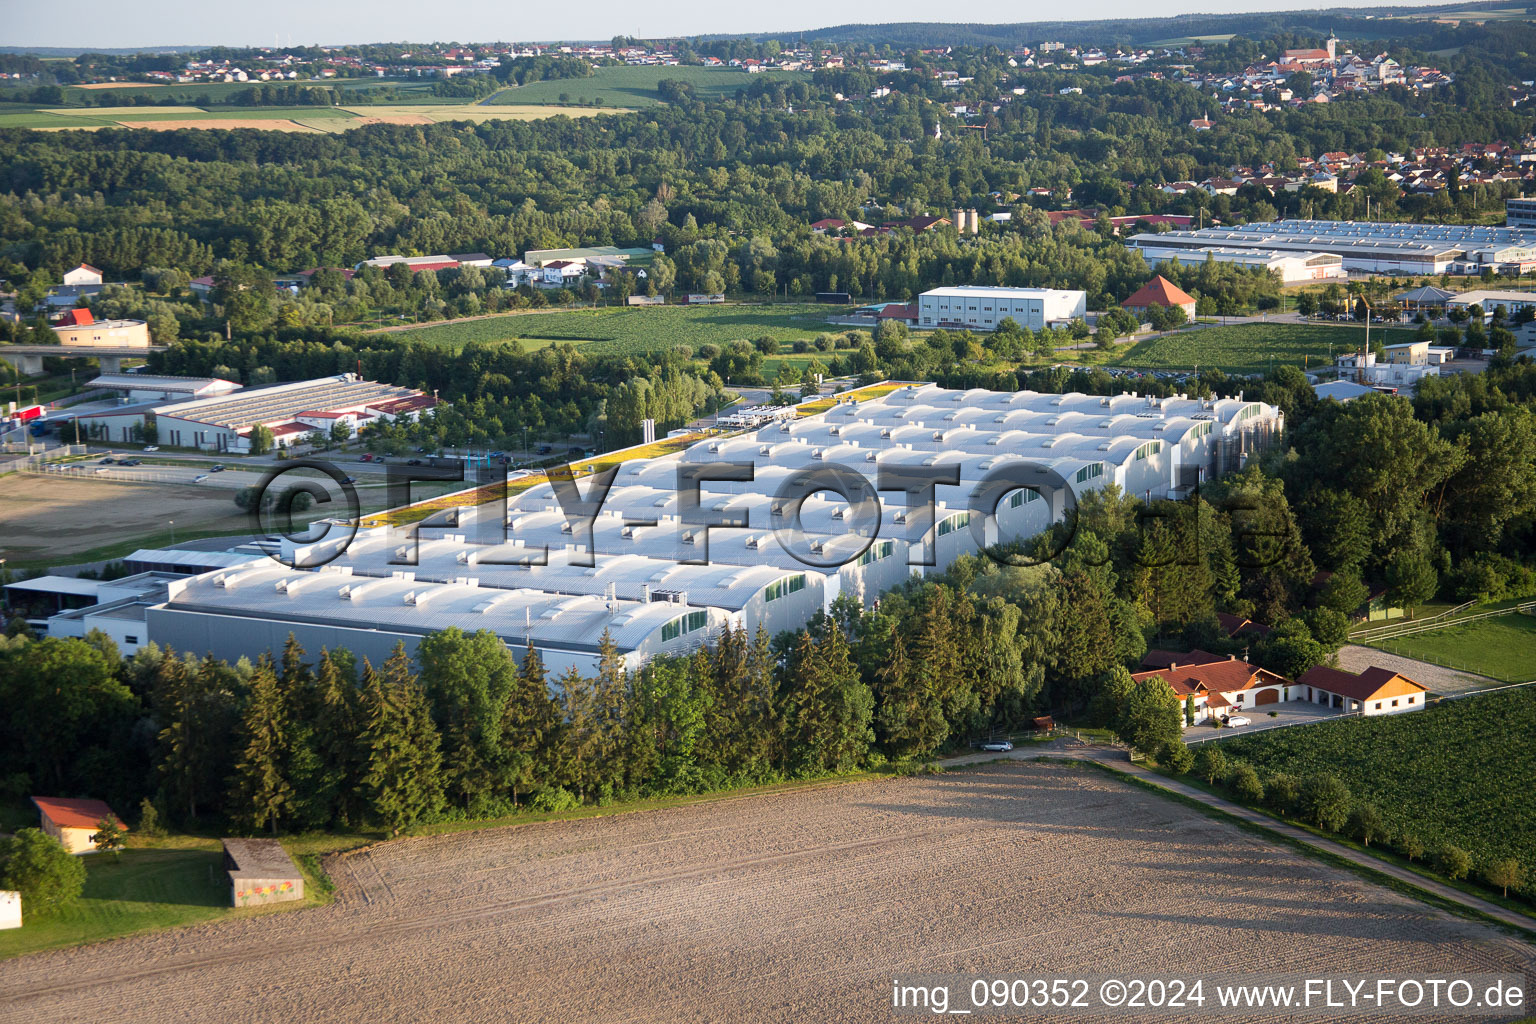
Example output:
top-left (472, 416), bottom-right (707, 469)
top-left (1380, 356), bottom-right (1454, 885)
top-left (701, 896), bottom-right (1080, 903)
top-left (30, 796), bottom-right (125, 854)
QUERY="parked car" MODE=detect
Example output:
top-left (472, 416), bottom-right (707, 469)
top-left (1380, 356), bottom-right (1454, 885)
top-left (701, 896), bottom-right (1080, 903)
top-left (341, 476), bottom-right (356, 485)
top-left (359, 453), bottom-right (374, 462)
top-left (1224, 715), bottom-right (1252, 728)
top-left (98, 456), bottom-right (115, 464)
top-left (980, 740), bottom-right (1014, 752)
top-left (143, 445), bottom-right (160, 452)
top-left (406, 458), bottom-right (423, 465)
top-left (119, 458), bottom-right (142, 466)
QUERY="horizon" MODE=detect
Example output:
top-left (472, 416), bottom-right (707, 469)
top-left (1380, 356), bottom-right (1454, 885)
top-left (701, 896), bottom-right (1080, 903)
top-left (4, 0), bottom-right (1450, 50)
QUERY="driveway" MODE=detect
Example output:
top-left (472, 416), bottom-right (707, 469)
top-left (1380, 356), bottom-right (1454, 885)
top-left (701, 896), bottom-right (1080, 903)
top-left (1181, 699), bottom-right (1346, 744)
top-left (1336, 643), bottom-right (1498, 695)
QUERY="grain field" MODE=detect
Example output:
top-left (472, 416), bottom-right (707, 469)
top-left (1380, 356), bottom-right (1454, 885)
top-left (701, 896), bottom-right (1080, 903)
top-left (0, 762), bottom-right (1529, 1023)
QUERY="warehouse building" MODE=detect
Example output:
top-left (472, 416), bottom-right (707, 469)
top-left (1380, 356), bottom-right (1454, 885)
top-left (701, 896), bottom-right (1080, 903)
top-left (917, 286), bottom-right (1087, 331)
top-left (1126, 219), bottom-right (1536, 276)
top-left (63, 374), bottom-right (437, 451)
top-left (1444, 289), bottom-right (1536, 318)
top-left (85, 373), bottom-right (242, 404)
top-left (1131, 244), bottom-right (1346, 284)
top-left (144, 384), bottom-right (1282, 671)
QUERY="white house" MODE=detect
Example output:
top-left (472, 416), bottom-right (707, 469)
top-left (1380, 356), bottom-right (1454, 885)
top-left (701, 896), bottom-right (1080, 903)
top-left (61, 263), bottom-right (104, 288)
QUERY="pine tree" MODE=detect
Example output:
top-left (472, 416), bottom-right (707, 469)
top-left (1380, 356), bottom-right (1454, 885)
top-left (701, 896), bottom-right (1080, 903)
top-left (228, 658), bottom-right (294, 834)
top-left (554, 665), bottom-right (599, 800)
top-left (313, 648), bottom-right (365, 827)
top-left (500, 646), bottom-right (560, 807)
top-left (361, 645), bottom-right (444, 835)
top-left (153, 650), bottom-right (239, 823)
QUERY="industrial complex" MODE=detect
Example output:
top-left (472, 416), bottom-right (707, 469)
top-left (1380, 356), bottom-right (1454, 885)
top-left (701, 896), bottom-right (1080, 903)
top-left (137, 384), bottom-right (1283, 672)
top-left (60, 374), bottom-right (438, 451)
top-left (1126, 218), bottom-right (1536, 275)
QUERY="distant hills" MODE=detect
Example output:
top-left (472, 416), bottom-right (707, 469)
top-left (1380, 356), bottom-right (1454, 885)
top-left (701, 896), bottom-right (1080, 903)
top-left (1, 2), bottom-right (1530, 55)
top-left (728, 4), bottom-right (1533, 48)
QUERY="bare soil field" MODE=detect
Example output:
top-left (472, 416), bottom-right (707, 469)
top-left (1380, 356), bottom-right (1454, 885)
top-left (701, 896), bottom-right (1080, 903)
top-left (0, 763), bottom-right (1529, 1023)
top-left (111, 118), bottom-right (327, 132)
top-left (0, 473), bottom-right (243, 560)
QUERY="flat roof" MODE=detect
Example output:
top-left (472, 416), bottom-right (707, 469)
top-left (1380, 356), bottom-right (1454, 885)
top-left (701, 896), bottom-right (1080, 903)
top-left (920, 286), bottom-right (1084, 299)
top-left (88, 373), bottom-right (240, 394)
top-left (4, 576), bottom-right (105, 597)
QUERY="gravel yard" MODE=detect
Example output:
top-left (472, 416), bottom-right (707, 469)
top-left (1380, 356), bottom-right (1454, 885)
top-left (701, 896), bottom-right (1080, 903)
top-left (1, 762), bottom-right (1530, 1023)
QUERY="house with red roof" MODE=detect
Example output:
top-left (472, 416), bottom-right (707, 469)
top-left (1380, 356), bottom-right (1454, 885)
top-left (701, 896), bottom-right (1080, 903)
top-left (1130, 655), bottom-right (1292, 725)
top-left (31, 796), bottom-right (126, 854)
top-left (54, 307), bottom-right (94, 328)
top-left (1122, 275), bottom-right (1197, 319)
top-left (1297, 665), bottom-right (1428, 715)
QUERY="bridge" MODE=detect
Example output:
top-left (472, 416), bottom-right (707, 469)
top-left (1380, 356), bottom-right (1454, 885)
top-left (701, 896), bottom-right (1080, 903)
top-left (0, 345), bottom-right (167, 376)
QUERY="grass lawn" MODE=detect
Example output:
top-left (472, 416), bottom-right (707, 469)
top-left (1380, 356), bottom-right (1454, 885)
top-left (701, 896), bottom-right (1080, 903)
top-left (491, 65), bottom-right (809, 107)
top-left (1371, 614), bottom-right (1536, 683)
top-left (377, 303), bottom-right (843, 355)
top-left (1103, 322), bottom-right (1417, 375)
top-left (0, 844), bottom-right (228, 959)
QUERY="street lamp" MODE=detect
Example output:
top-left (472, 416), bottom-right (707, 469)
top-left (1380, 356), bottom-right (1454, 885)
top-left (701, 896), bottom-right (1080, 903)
top-left (168, 520), bottom-right (175, 546)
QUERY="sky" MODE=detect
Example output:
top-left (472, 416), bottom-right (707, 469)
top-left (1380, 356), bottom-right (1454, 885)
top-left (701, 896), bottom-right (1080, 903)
top-left (6, 0), bottom-right (1446, 49)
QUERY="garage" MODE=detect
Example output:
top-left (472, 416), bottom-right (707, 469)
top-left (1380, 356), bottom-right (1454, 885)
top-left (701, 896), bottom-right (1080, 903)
top-left (1254, 688), bottom-right (1281, 705)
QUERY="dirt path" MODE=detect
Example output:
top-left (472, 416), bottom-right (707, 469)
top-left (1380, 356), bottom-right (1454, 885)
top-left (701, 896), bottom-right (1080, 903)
top-left (1, 762), bottom-right (1529, 1023)
top-left (1336, 643), bottom-right (1499, 694)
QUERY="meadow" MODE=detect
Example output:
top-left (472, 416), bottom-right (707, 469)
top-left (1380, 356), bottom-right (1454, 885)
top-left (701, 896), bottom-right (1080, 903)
top-left (1217, 686), bottom-right (1536, 895)
top-left (489, 64), bottom-right (810, 107)
top-left (1371, 614), bottom-right (1536, 683)
top-left (1107, 322), bottom-right (1417, 375)
top-left (377, 303), bottom-right (842, 355)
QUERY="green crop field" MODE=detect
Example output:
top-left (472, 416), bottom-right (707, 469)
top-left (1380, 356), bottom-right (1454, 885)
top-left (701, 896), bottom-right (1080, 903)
top-left (1372, 614), bottom-right (1536, 683)
top-left (1217, 686), bottom-right (1536, 896)
top-left (490, 64), bottom-right (810, 107)
top-left (1108, 322), bottom-right (1417, 375)
top-left (376, 303), bottom-right (843, 354)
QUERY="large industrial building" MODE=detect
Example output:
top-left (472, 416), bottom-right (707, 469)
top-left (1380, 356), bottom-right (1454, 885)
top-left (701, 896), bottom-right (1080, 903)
top-left (1129, 243), bottom-right (1347, 284)
top-left (145, 384), bottom-right (1283, 673)
top-left (917, 286), bottom-right (1087, 331)
top-left (1126, 220), bottom-right (1536, 276)
top-left (62, 374), bottom-right (437, 451)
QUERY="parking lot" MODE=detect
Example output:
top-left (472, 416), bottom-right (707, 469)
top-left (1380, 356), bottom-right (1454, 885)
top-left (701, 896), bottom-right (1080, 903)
top-left (1183, 699), bottom-right (1347, 744)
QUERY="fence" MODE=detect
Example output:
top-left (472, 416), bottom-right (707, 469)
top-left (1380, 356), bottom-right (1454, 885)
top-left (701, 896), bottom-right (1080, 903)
top-left (1355, 600), bottom-right (1535, 645)
top-left (1, 444), bottom-right (87, 472)
top-left (26, 459), bottom-right (195, 486)
top-left (1351, 600), bottom-right (1475, 643)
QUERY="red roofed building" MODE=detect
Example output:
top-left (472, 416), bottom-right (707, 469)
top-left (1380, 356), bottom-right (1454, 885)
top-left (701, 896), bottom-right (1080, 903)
top-left (1130, 655), bottom-right (1292, 725)
top-left (1122, 275), bottom-right (1197, 318)
top-left (31, 796), bottom-right (126, 854)
top-left (1140, 648), bottom-right (1226, 671)
top-left (56, 307), bottom-right (94, 328)
top-left (1297, 665), bottom-right (1428, 715)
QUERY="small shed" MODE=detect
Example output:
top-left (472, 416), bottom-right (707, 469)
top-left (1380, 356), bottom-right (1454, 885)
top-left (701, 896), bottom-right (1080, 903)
top-left (0, 891), bottom-right (19, 930)
top-left (30, 797), bottom-right (125, 854)
top-left (223, 838), bottom-right (304, 907)
top-left (1032, 715), bottom-right (1055, 732)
